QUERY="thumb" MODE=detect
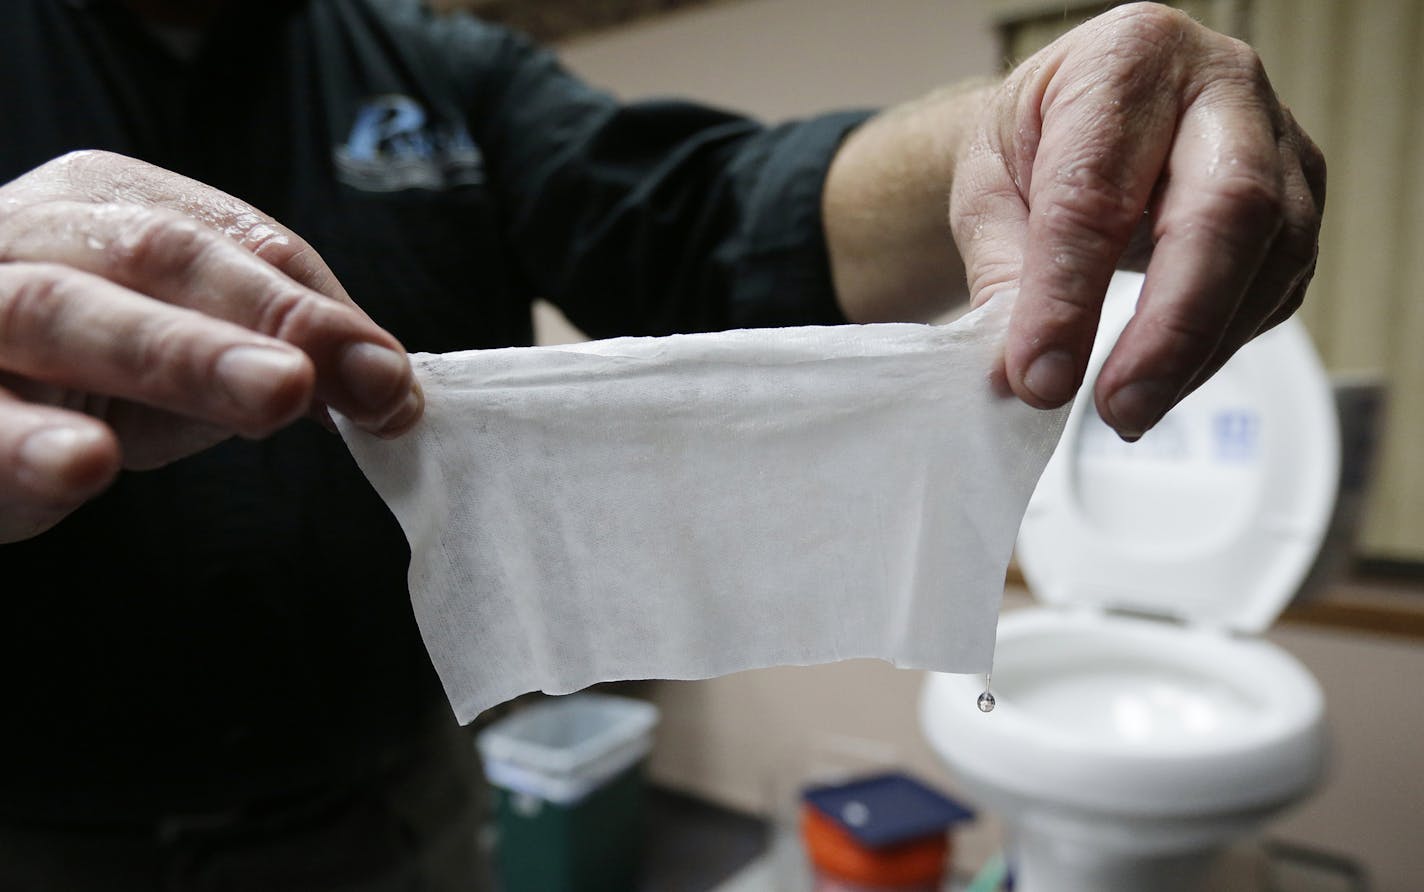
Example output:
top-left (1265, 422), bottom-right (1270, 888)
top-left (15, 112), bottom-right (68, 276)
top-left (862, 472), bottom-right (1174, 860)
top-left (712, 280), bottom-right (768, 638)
top-left (955, 33), bottom-right (1178, 413)
top-left (950, 133), bottom-right (1030, 314)
top-left (949, 117), bottom-right (1034, 409)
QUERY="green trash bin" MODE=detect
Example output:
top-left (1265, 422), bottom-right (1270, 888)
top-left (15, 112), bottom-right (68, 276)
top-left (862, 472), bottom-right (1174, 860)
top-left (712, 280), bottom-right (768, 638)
top-left (477, 693), bottom-right (659, 892)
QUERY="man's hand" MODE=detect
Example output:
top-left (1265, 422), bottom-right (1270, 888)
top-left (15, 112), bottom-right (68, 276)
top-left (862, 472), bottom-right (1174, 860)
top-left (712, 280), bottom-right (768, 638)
top-left (953, 3), bottom-right (1323, 439)
top-left (0, 150), bottom-right (423, 542)
top-left (826, 3), bottom-right (1322, 441)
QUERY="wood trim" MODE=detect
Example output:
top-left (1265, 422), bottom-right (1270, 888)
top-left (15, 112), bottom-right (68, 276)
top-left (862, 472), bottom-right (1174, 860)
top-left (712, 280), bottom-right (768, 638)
top-left (1280, 597), bottom-right (1424, 641)
top-left (1005, 564), bottom-right (1424, 642)
top-left (1281, 576), bottom-right (1424, 641)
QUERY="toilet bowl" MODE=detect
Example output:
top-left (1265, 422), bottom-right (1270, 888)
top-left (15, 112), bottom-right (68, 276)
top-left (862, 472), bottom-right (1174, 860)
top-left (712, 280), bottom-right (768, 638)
top-left (920, 272), bottom-right (1338, 892)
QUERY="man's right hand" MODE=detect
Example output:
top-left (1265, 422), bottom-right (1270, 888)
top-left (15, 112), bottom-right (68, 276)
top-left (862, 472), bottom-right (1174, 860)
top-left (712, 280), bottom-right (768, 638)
top-left (0, 150), bottom-right (423, 543)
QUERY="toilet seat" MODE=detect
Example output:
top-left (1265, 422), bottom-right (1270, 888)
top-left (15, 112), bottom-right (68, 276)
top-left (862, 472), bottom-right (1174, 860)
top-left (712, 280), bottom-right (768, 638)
top-left (1018, 273), bottom-right (1340, 633)
top-left (921, 271), bottom-right (1338, 825)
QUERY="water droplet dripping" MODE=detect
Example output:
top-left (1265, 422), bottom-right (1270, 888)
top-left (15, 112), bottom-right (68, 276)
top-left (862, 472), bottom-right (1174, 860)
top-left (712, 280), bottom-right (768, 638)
top-left (977, 671), bottom-right (995, 713)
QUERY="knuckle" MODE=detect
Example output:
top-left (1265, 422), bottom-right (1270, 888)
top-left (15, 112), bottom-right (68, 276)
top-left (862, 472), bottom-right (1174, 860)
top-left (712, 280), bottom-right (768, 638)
top-left (1275, 216), bottom-right (1320, 270)
top-left (1206, 171), bottom-right (1284, 226)
top-left (109, 207), bottom-right (215, 283)
top-left (217, 252), bottom-right (339, 345)
top-left (53, 148), bottom-right (120, 168)
top-left (950, 181), bottom-right (1021, 244)
top-left (1153, 305), bottom-right (1226, 360)
top-left (1057, 37), bottom-right (1171, 111)
top-left (1102, 3), bottom-right (1192, 43)
top-left (1041, 231), bottom-right (1121, 297)
top-left (41, 149), bottom-right (112, 182)
top-left (5, 151), bottom-right (126, 202)
top-left (965, 263), bottom-right (1019, 306)
top-left (1033, 287), bottom-right (1099, 324)
top-left (228, 214), bottom-right (345, 303)
top-left (1299, 136), bottom-right (1327, 189)
top-left (252, 284), bottom-right (322, 343)
top-left (0, 263), bottom-right (72, 350)
top-left (1306, 147), bottom-right (1326, 187)
top-left (1222, 37), bottom-right (1268, 82)
top-left (0, 201), bottom-right (50, 258)
top-left (1277, 285), bottom-right (1306, 317)
top-left (1050, 7), bottom-right (1194, 114)
top-left (54, 150), bottom-right (128, 198)
top-left (244, 228), bottom-right (333, 295)
top-left (1197, 39), bottom-right (1277, 107)
top-left (230, 216), bottom-right (290, 259)
top-left (1038, 166), bottom-right (1142, 248)
top-left (128, 315), bottom-right (201, 390)
top-left (1034, 202), bottom-right (1138, 296)
top-left (1053, 161), bottom-right (1139, 216)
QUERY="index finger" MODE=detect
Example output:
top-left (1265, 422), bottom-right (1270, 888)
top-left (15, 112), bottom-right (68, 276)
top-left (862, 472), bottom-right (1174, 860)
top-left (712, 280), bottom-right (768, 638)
top-left (9, 151), bottom-right (421, 435)
top-left (1095, 76), bottom-right (1285, 439)
top-left (17, 151), bottom-right (364, 313)
top-left (1006, 41), bottom-right (1181, 411)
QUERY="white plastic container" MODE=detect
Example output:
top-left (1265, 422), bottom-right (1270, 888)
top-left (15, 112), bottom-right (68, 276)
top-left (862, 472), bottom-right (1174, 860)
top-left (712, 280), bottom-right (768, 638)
top-left (476, 692), bottom-right (659, 805)
top-left (478, 693), bottom-right (661, 892)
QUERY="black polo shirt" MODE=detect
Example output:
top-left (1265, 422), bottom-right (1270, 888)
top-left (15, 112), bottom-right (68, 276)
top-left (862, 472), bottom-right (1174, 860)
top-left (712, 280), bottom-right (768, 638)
top-left (0, 0), bottom-right (868, 818)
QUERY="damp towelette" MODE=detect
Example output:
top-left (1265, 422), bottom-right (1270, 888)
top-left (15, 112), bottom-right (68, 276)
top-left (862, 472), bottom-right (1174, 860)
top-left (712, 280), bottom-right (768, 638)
top-left (339, 292), bottom-right (1068, 723)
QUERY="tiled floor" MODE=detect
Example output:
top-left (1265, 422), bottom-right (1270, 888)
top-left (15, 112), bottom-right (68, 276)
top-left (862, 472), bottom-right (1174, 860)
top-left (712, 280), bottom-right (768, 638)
top-left (485, 784), bottom-right (1370, 891)
top-left (709, 834), bottom-right (1372, 892)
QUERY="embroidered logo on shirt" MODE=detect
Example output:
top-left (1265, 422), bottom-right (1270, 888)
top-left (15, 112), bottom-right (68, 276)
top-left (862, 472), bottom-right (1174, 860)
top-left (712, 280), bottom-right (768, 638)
top-left (335, 94), bottom-right (484, 192)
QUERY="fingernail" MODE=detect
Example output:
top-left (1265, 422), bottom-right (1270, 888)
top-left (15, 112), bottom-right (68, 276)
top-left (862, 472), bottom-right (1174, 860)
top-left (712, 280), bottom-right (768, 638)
top-left (217, 345), bottom-right (308, 414)
top-left (376, 385), bottom-right (423, 439)
top-left (19, 427), bottom-right (102, 493)
top-left (1106, 378), bottom-right (1176, 439)
top-left (1022, 349), bottom-right (1077, 406)
top-left (338, 342), bottom-right (411, 419)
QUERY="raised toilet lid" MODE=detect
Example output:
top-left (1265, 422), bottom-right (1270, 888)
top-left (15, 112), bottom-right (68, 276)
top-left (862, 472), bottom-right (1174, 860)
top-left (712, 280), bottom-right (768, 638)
top-left (1016, 272), bottom-right (1340, 634)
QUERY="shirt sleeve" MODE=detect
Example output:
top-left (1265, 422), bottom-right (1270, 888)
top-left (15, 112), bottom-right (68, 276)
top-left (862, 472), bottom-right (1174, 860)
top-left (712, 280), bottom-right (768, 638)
top-left (431, 14), bottom-right (874, 337)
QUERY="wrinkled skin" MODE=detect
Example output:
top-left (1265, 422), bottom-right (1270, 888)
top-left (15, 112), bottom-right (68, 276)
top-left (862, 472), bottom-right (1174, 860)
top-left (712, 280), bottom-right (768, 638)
top-left (0, 152), bottom-right (421, 542)
top-left (953, 3), bottom-right (1324, 439)
top-left (0, 3), bottom-right (1323, 543)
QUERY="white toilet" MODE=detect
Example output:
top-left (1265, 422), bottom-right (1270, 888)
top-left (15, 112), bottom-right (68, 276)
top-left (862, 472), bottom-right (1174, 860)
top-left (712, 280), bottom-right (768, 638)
top-left (920, 272), bottom-right (1339, 892)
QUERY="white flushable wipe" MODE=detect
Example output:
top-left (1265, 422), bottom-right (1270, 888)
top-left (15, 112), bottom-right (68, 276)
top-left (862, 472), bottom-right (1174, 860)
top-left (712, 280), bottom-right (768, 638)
top-left (339, 293), bottom-right (1069, 723)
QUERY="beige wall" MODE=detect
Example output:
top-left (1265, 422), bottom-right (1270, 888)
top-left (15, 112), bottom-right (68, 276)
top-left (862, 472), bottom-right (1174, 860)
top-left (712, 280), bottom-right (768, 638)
top-left (547, 4), bottom-right (1424, 890)
top-left (556, 0), bottom-right (996, 117)
top-left (535, 0), bottom-right (997, 345)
